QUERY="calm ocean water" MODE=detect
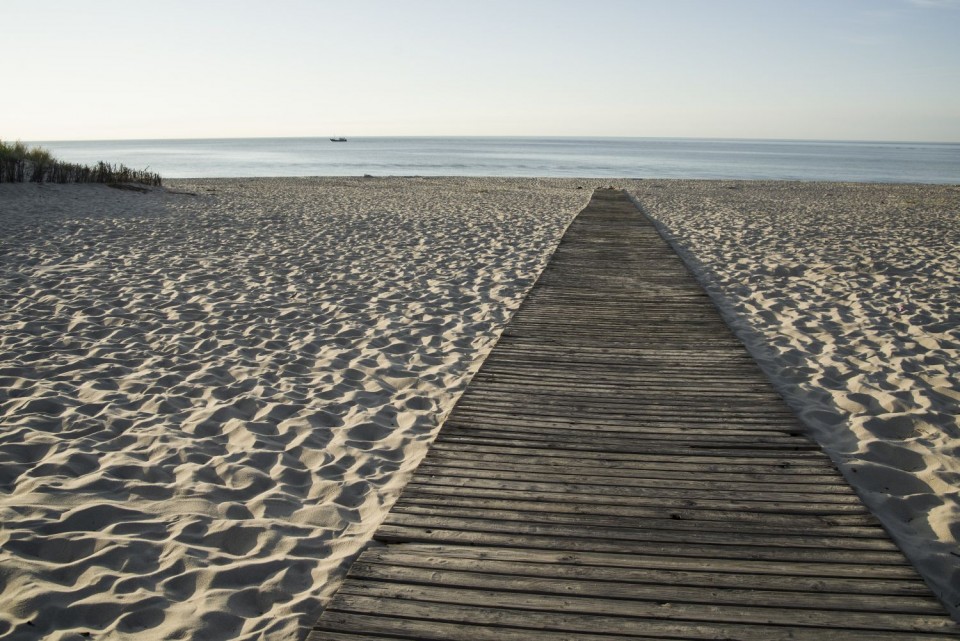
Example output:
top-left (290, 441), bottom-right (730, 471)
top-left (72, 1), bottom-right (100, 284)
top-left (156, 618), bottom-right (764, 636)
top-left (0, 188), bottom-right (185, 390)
top-left (29, 137), bottom-right (960, 183)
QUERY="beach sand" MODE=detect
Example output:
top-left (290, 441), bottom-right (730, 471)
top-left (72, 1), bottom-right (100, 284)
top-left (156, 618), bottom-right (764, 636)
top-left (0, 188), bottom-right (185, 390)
top-left (634, 180), bottom-right (960, 618)
top-left (1, 177), bottom-right (958, 640)
top-left (0, 177), bottom-right (594, 640)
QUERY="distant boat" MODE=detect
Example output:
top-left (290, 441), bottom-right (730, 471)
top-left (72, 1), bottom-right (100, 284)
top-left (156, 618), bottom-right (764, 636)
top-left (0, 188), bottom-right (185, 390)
top-left (330, 137), bottom-right (348, 142)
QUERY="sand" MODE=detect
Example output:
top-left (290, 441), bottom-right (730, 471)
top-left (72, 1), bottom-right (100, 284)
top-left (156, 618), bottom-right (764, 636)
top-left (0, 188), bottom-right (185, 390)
top-left (2, 177), bottom-right (959, 639)
top-left (633, 180), bottom-right (960, 618)
top-left (0, 177), bottom-right (595, 640)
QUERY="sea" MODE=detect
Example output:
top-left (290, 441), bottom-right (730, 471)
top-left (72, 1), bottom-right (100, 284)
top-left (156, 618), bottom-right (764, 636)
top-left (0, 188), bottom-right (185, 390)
top-left (27, 137), bottom-right (960, 184)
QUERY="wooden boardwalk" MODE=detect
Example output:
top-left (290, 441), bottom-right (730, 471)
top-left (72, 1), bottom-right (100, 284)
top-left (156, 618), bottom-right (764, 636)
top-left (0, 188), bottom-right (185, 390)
top-left (309, 190), bottom-right (959, 640)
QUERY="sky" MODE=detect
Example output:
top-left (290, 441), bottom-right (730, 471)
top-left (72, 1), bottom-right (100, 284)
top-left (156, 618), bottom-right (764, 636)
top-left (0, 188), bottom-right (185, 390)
top-left (4, 0), bottom-right (960, 142)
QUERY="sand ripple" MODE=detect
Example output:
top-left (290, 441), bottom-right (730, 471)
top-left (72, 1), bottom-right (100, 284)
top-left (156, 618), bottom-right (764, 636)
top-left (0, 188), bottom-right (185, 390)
top-left (0, 178), bottom-right (593, 640)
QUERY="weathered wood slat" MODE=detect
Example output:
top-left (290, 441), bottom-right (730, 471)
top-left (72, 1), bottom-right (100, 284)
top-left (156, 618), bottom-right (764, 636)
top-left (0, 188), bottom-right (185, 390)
top-left (447, 412), bottom-right (803, 429)
top-left (359, 546), bottom-right (933, 595)
top-left (433, 433), bottom-right (824, 455)
top-left (443, 429), bottom-right (823, 460)
top-left (372, 525), bottom-right (910, 566)
top-left (491, 341), bottom-right (757, 356)
top-left (320, 594), bottom-right (957, 640)
top-left (400, 483), bottom-right (874, 518)
top-left (405, 473), bottom-right (864, 504)
top-left (379, 512), bottom-right (901, 552)
top-left (361, 543), bottom-right (926, 580)
top-left (438, 425), bottom-right (813, 447)
top-left (439, 421), bottom-right (810, 439)
top-left (310, 189), bottom-right (959, 639)
top-left (387, 503), bottom-right (886, 542)
top-left (400, 482), bottom-right (874, 515)
top-left (434, 433), bottom-right (823, 455)
top-left (457, 393), bottom-right (796, 409)
top-left (425, 440), bottom-right (839, 467)
top-left (313, 611), bottom-right (657, 641)
top-left (442, 418), bottom-right (809, 437)
top-left (412, 462), bottom-right (857, 494)
top-left (305, 630), bottom-right (403, 641)
top-left (422, 447), bottom-right (848, 478)
top-left (416, 454), bottom-right (850, 485)
top-left (468, 372), bottom-right (785, 390)
top-left (393, 494), bottom-right (884, 535)
top-left (339, 565), bottom-right (947, 621)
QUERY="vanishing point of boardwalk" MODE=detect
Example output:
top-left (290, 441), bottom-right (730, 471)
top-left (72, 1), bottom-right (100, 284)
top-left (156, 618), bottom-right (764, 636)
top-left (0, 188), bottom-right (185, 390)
top-left (309, 190), bottom-right (959, 640)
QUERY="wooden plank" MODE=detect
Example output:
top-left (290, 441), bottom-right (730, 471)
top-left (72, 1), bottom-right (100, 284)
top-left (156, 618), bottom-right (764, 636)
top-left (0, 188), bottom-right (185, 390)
top-left (387, 501), bottom-right (885, 539)
top-left (434, 433), bottom-right (824, 455)
top-left (360, 543), bottom-right (926, 579)
top-left (451, 401), bottom-right (800, 419)
top-left (306, 630), bottom-right (402, 641)
top-left (313, 611), bottom-right (660, 641)
top-left (437, 424), bottom-right (814, 444)
top-left (438, 429), bottom-right (826, 460)
top-left (466, 375), bottom-right (786, 392)
top-left (379, 512), bottom-right (901, 552)
top-left (360, 546), bottom-right (933, 594)
top-left (415, 455), bottom-right (850, 486)
top-left (309, 189), bottom-right (960, 638)
top-left (320, 594), bottom-right (958, 640)
top-left (425, 440), bottom-right (840, 467)
top-left (400, 482), bottom-right (875, 515)
top-left (454, 398), bottom-right (799, 417)
top-left (446, 413), bottom-right (805, 431)
top-left (373, 525), bottom-right (911, 566)
top-left (338, 567), bottom-right (948, 622)
top-left (422, 447), bottom-right (850, 478)
top-left (411, 462), bottom-right (857, 494)
top-left (405, 471), bottom-right (864, 504)
top-left (393, 494), bottom-right (884, 535)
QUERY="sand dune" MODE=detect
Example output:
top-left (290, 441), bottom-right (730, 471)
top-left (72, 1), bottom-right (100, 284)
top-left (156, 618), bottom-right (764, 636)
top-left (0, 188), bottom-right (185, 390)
top-left (0, 178), bottom-right (593, 640)
top-left (635, 180), bottom-right (960, 618)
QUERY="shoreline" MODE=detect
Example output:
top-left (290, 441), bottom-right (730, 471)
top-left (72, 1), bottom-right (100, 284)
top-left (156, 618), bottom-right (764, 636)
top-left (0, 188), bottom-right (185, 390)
top-left (1, 177), bottom-right (957, 639)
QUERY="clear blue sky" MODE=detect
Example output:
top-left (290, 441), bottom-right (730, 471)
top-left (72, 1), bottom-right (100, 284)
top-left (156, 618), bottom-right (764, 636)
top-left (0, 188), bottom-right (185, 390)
top-left (4, 0), bottom-right (959, 141)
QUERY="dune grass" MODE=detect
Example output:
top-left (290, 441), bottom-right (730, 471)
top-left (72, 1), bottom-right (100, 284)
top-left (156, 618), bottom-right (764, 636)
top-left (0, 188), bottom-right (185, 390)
top-left (0, 140), bottom-right (162, 186)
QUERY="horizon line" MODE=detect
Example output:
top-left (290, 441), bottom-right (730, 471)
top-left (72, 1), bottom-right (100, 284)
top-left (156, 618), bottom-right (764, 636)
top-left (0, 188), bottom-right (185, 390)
top-left (21, 134), bottom-right (960, 146)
